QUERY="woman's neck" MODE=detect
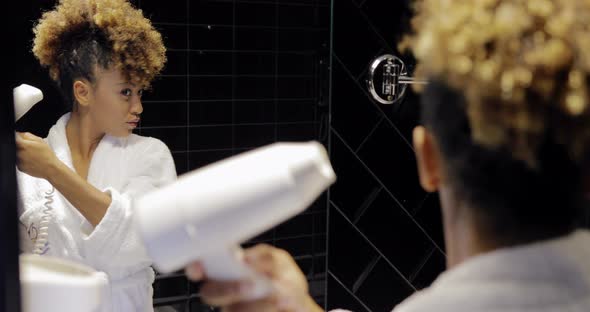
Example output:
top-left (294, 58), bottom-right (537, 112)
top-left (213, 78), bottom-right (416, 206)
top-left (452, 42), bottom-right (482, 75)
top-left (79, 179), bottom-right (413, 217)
top-left (65, 111), bottom-right (104, 161)
top-left (440, 187), bottom-right (500, 269)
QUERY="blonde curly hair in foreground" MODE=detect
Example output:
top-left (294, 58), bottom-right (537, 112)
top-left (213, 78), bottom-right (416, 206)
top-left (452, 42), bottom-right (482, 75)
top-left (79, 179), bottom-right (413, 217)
top-left (32, 0), bottom-right (166, 89)
top-left (400, 0), bottom-right (590, 169)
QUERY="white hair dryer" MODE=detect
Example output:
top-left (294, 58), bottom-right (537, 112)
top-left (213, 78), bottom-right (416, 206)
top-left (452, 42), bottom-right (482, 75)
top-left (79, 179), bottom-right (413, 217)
top-left (135, 141), bottom-right (336, 299)
top-left (13, 84), bottom-right (43, 122)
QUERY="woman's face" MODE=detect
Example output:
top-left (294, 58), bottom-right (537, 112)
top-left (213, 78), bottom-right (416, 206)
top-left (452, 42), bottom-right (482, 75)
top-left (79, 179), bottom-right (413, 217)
top-left (87, 67), bottom-right (144, 137)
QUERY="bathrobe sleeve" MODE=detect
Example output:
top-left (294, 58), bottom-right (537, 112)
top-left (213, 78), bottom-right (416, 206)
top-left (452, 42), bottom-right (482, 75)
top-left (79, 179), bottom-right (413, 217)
top-left (83, 138), bottom-right (177, 266)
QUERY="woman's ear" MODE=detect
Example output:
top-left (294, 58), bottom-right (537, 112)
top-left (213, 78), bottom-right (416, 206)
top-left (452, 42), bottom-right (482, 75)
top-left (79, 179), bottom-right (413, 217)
top-left (73, 80), bottom-right (92, 108)
top-left (413, 125), bottom-right (443, 192)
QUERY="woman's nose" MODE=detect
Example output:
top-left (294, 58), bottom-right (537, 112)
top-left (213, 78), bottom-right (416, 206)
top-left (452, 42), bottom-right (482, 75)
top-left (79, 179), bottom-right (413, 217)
top-left (131, 96), bottom-right (143, 115)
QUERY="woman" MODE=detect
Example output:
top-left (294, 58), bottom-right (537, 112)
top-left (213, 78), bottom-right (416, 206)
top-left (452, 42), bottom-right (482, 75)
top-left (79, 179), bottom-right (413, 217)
top-left (187, 1), bottom-right (590, 311)
top-left (16, 0), bottom-right (175, 311)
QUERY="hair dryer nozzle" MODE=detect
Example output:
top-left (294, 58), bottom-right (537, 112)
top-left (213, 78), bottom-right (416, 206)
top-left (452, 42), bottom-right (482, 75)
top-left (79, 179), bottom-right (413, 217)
top-left (14, 84), bottom-right (43, 121)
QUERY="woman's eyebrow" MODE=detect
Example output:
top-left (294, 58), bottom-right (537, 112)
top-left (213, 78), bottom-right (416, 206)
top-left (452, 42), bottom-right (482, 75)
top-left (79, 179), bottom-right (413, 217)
top-left (117, 82), bottom-right (137, 87)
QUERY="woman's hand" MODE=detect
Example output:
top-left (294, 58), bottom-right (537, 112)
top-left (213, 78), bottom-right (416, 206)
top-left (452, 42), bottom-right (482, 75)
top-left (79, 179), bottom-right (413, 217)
top-left (16, 132), bottom-right (60, 180)
top-left (185, 244), bottom-right (325, 312)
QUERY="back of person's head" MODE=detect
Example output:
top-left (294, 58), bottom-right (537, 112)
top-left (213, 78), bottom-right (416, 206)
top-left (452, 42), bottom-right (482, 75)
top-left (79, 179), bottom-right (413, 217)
top-left (402, 0), bottom-right (590, 245)
top-left (32, 0), bottom-right (166, 109)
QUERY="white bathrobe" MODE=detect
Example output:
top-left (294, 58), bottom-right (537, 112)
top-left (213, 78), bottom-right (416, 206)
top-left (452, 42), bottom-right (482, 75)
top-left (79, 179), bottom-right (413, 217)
top-left (332, 229), bottom-right (590, 312)
top-left (18, 113), bottom-right (177, 312)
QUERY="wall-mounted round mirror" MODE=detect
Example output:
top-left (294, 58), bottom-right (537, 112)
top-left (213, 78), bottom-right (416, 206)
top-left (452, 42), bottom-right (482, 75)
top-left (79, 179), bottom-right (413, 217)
top-left (366, 54), bottom-right (428, 105)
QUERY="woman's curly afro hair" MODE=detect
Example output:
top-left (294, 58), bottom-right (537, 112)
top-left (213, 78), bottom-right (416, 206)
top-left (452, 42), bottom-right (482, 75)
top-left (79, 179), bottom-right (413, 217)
top-left (32, 0), bottom-right (166, 106)
top-left (401, 0), bottom-right (590, 170)
top-left (400, 0), bottom-right (590, 241)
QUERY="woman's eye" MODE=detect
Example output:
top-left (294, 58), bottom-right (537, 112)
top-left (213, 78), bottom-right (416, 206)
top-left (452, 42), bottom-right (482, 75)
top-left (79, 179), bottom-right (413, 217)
top-left (138, 89), bottom-right (144, 97)
top-left (121, 89), bottom-right (132, 97)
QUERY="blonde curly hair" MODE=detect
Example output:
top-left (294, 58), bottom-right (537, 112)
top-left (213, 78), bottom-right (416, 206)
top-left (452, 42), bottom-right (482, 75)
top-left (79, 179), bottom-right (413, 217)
top-left (400, 0), bottom-right (590, 169)
top-left (32, 0), bottom-right (166, 101)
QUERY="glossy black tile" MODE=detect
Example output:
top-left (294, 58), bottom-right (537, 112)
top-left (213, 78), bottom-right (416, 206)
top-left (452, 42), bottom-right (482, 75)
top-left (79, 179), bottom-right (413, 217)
top-left (276, 123), bottom-right (317, 141)
top-left (233, 124), bottom-right (275, 148)
top-left (359, 0), bottom-right (413, 47)
top-left (355, 190), bottom-right (434, 278)
top-left (277, 53), bottom-right (315, 75)
top-left (188, 125), bottom-right (233, 150)
top-left (157, 24), bottom-right (189, 50)
top-left (333, 0), bottom-right (385, 79)
top-left (355, 257), bottom-right (415, 311)
top-left (326, 274), bottom-right (371, 312)
top-left (356, 120), bottom-right (426, 212)
top-left (275, 236), bottom-right (314, 257)
top-left (188, 100), bottom-right (233, 125)
top-left (413, 193), bottom-right (445, 250)
top-left (275, 212), bottom-right (314, 238)
top-left (141, 101), bottom-right (188, 127)
top-left (235, 2), bottom-right (276, 27)
top-left (278, 4), bottom-right (318, 28)
top-left (189, 0), bottom-right (234, 25)
top-left (140, 0), bottom-right (187, 23)
top-left (162, 51), bottom-right (188, 76)
top-left (328, 203), bottom-right (380, 290)
top-left (296, 257), bottom-right (314, 277)
top-left (314, 210), bottom-right (328, 236)
top-left (314, 234), bottom-right (327, 255)
top-left (189, 25), bottom-right (234, 50)
top-left (412, 249), bottom-right (446, 290)
top-left (330, 59), bottom-right (382, 150)
top-left (172, 152), bottom-right (189, 175)
top-left (234, 100), bottom-right (275, 123)
top-left (235, 77), bottom-right (275, 99)
top-left (188, 149), bottom-right (234, 171)
top-left (277, 77), bottom-right (314, 98)
top-left (235, 27), bottom-right (276, 50)
top-left (189, 77), bottom-right (232, 100)
top-left (153, 275), bottom-right (188, 298)
top-left (329, 130), bottom-right (381, 220)
top-left (236, 52), bottom-right (275, 75)
top-left (189, 51), bottom-right (233, 75)
top-left (277, 100), bottom-right (316, 122)
top-left (278, 29), bottom-right (322, 51)
top-left (144, 76), bottom-right (188, 101)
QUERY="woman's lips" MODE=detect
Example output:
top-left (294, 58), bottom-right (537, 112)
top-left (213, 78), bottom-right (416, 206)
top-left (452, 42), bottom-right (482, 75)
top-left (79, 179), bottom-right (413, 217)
top-left (127, 121), bottom-right (139, 128)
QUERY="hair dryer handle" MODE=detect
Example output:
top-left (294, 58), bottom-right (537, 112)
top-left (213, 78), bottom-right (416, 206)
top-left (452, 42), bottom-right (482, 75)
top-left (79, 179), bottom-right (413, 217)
top-left (200, 246), bottom-right (274, 300)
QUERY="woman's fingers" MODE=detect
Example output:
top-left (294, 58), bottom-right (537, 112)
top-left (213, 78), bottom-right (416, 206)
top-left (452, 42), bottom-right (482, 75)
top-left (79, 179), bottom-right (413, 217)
top-left (197, 244), bottom-right (317, 311)
top-left (243, 244), bottom-right (291, 279)
top-left (15, 132), bottom-right (42, 149)
top-left (221, 296), bottom-right (280, 312)
top-left (200, 279), bottom-right (257, 306)
top-left (15, 132), bottom-right (26, 146)
top-left (185, 262), bottom-right (205, 281)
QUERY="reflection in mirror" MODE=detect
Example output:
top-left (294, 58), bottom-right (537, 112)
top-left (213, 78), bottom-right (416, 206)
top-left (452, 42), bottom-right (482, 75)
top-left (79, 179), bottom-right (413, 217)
top-left (16, 0), bottom-right (331, 311)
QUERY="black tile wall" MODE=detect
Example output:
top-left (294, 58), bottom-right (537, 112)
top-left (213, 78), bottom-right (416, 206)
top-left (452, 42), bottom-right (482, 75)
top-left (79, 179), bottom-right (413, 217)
top-left (327, 0), bottom-right (446, 311)
top-left (11, 1), bottom-right (323, 312)
top-left (354, 258), bottom-right (415, 311)
top-left (328, 203), bottom-right (381, 291)
top-left (327, 274), bottom-right (372, 312)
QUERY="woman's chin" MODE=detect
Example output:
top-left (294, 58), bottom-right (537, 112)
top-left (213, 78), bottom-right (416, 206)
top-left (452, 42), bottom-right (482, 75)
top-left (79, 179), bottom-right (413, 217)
top-left (108, 129), bottom-right (133, 138)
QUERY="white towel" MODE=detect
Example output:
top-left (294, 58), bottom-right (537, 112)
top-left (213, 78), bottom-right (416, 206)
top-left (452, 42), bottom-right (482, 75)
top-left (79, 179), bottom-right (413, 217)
top-left (18, 113), bottom-right (177, 312)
